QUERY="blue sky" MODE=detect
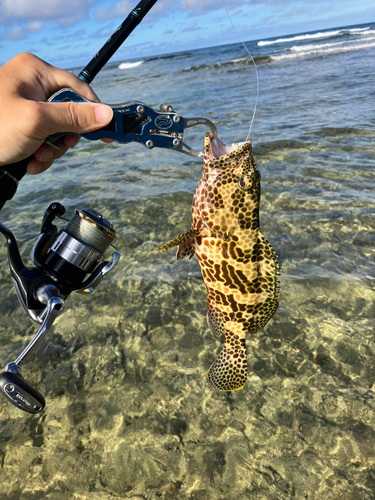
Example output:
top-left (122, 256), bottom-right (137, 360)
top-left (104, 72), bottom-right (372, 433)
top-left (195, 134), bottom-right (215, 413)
top-left (0, 0), bottom-right (373, 69)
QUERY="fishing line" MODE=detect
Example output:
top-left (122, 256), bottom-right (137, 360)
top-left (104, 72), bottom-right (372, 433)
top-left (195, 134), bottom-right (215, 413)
top-left (63, 0), bottom-right (204, 197)
top-left (61, 143), bottom-right (100, 200)
top-left (222, 2), bottom-right (259, 142)
top-left (129, 0), bottom-right (203, 100)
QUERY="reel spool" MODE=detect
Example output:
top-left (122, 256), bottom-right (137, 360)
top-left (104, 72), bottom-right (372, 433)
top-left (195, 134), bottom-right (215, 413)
top-left (32, 206), bottom-right (117, 290)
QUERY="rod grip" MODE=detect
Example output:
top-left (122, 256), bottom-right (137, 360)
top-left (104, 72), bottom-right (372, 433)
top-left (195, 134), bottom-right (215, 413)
top-left (0, 156), bottom-right (31, 210)
top-left (3, 156), bottom-right (30, 180)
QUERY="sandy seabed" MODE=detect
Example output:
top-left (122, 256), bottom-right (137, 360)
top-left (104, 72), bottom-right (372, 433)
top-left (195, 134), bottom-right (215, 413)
top-left (1, 29), bottom-right (375, 498)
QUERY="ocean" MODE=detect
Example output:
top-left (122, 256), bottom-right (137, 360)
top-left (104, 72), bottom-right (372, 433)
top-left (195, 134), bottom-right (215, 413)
top-left (0, 22), bottom-right (374, 499)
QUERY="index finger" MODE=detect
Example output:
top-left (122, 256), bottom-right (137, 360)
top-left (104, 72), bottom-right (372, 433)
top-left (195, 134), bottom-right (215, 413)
top-left (45, 66), bottom-right (101, 103)
top-left (11, 53), bottom-right (100, 103)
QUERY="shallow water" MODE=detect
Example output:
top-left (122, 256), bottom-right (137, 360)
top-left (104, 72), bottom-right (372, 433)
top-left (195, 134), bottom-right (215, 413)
top-left (0, 22), bottom-right (375, 500)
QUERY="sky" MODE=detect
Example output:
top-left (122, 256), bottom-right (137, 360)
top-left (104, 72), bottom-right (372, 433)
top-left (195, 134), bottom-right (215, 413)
top-left (0, 0), bottom-right (373, 69)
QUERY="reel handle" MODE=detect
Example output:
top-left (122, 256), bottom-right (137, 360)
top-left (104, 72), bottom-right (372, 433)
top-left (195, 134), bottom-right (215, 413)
top-left (0, 289), bottom-right (64, 413)
top-left (15, 290), bottom-right (65, 365)
top-left (0, 368), bottom-right (45, 414)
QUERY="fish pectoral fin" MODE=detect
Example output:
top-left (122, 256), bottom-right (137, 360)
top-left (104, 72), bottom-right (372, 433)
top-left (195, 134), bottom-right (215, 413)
top-left (154, 228), bottom-right (200, 255)
top-left (177, 239), bottom-right (196, 260)
top-left (206, 300), bottom-right (225, 340)
top-left (207, 343), bottom-right (247, 391)
top-left (258, 230), bottom-right (279, 268)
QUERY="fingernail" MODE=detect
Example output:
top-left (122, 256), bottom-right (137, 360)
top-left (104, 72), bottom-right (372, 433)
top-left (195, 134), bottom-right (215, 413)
top-left (40, 150), bottom-right (54, 161)
top-left (94, 105), bottom-right (113, 125)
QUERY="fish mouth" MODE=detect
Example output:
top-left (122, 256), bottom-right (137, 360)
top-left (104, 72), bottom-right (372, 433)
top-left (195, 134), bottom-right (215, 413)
top-left (208, 133), bottom-right (248, 160)
top-left (209, 134), bottom-right (235, 159)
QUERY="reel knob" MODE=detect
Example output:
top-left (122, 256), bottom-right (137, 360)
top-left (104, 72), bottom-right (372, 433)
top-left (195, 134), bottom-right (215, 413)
top-left (0, 370), bottom-right (45, 414)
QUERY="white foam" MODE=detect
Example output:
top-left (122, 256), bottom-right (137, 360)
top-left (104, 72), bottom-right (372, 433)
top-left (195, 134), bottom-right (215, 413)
top-left (349, 26), bottom-right (371, 32)
top-left (230, 58), bottom-right (247, 63)
top-left (258, 26), bottom-right (373, 47)
top-left (289, 36), bottom-right (375, 52)
top-left (271, 40), bottom-right (375, 61)
top-left (118, 61), bottom-right (145, 69)
top-left (258, 30), bottom-right (342, 46)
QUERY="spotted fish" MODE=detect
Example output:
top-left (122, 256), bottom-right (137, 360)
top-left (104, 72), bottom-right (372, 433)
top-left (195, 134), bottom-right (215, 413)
top-left (155, 132), bottom-right (280, 391)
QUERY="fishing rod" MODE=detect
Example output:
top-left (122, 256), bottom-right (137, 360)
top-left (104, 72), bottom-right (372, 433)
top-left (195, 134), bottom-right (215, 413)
top-left (0, 0), bottom-right (159, 414)
top-left (0, 0), bottom-right (159, 209)
top-left (0, 0), bottom-right (218, 414)
top-left (78, 0), bottom-right (158, 84)
top-left (0, 0), bottom-right (218, 209)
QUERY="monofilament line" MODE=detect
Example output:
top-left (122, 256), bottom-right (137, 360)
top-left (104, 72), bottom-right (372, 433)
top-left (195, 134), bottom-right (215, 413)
top-left (130, 0), bottom-right (203, 100)
top-left (223, 2), bottom-right (259, 142)
top-left (65, 0), bottom-right (204, 195)
top-left (61, 145), bottom-right (99, 199)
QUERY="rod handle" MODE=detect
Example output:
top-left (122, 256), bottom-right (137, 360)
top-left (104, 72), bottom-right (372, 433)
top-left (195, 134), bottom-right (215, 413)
top-left (0, 157), bottom-right (31, 209)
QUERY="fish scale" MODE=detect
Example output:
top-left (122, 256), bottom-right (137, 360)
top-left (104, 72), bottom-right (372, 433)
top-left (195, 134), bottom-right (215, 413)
top-left (155, 132), bottom-right (280, 391)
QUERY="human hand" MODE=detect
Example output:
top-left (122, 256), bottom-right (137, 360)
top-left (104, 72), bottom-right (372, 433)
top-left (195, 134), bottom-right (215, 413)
top-left (0, 53), bottom-right (113, 175)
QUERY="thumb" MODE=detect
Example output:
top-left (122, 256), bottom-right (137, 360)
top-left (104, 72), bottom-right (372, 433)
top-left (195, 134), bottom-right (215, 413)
top-left (35, 101), bottom-right (113, 137)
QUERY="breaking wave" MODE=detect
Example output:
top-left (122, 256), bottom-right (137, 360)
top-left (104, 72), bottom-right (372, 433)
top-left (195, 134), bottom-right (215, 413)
top-left (258, 26), bottom-right (372, 46)
top-left (289, 36), bottom-right (375, 53)
top-left (118, 61), bottom-right (145, 69)
top-left (270, 40), bottom-right (375, 61)
top-left (182, 56), bottom-right (269, 72)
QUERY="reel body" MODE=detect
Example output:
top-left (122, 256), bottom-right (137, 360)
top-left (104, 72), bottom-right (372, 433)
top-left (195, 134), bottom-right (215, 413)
top-left (0, 203), bottom-right (121, 413)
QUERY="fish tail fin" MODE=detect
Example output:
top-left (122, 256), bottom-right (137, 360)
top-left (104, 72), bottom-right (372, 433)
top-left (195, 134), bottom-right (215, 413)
top-left (207, 342), bottom-right (247, 391)
top-left (154, 228), bottom-right (200, 259)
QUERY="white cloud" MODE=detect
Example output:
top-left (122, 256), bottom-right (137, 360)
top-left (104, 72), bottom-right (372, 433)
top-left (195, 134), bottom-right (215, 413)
top-left (0, 0), bottom-right (95, 26)
top-left (3, 25), bottom-right (25, 40)
top-left (96, 0), bottom-right (133, 20)
top-left (27, 21), bottom-right (44, 33)
top-left (0, 0), bottom-right (333, 38)
top-left (95, 0), bottom-right (175, 22)
top-left (93, 0), bottom-right (307, 23)
top-left (180, 0), bottom-right (243, 12)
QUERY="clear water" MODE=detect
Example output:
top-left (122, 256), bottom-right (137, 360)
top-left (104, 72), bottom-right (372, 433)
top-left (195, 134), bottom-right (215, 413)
top-left (0, 22), bottom-right (375, 500)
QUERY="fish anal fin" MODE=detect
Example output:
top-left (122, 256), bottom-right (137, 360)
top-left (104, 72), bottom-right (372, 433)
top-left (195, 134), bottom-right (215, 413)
top-left (206, 300), bottom-right (225, 340)
top-left (154, 228), bottom-right (200, 254)
top-left (247, 297), bottom-right (279, 334)
top-left (207, 343), bottom-right (247, 391)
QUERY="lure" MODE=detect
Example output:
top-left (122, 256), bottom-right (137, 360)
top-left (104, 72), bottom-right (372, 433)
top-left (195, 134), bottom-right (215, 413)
top-left (155, 132), bottom-right (280, 390)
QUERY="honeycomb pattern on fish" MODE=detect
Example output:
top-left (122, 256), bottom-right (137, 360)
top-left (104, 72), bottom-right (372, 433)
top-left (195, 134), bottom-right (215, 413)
top-left (155, 132), bottom-right (280, 391)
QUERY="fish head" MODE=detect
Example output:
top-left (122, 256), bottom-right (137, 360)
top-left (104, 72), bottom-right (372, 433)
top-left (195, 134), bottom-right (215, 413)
top-left (194, 132), bottom-right (261, 238)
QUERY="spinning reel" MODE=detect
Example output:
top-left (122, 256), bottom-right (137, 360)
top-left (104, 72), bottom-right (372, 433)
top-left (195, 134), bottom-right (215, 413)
top-left (0, 203), bottom-right (121, 413)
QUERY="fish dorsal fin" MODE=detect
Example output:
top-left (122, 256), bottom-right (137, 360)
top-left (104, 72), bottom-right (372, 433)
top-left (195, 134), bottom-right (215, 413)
top-left (154, 228), bottom-right (201, 258)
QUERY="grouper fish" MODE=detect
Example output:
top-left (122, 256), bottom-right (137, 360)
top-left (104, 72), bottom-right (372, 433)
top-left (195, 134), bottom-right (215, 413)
top-left (155, 132), bottom-right (280, 391)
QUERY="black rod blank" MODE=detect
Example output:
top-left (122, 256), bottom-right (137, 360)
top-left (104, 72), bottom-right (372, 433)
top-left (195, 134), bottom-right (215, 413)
top-left (0, 0), bottom-right (159, 209)
top-left (78, 0), bottom-right (158, 84)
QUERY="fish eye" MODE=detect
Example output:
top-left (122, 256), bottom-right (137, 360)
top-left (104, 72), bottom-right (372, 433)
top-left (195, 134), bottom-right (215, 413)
top-left (238, 176), bottom-right (251, 191)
